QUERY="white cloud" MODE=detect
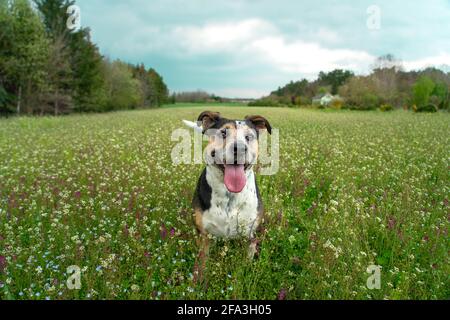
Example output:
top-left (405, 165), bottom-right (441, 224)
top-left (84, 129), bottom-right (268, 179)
top-left (79, 1), bottom-right (450, 97)
top-left (403, 53), bottom-right (450, 71)
top-left (171, 18), bottom-right (375, 75)
top-left (170, 18), bottom-right (449, 78)
top-left (172, 19), bottom-right (276, 54)
top-left (315, 27), bottom-right (342, 44)
top-left (82, 2), bottom-right (449, 75)
top-left (249, 37), bottom-right (374, 75)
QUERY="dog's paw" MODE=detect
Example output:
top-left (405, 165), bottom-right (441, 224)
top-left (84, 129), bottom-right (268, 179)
top-left (247, 239), bottom-right (261, 260)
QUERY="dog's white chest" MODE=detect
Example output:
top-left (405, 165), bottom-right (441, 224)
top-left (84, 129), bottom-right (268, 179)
top-left (202, 170), bottom-right (259, 239)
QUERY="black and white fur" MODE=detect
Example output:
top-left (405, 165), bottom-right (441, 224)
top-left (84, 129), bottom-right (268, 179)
top-left (184, 111), bottom-right (272, 260)
top-left (195, 164), bottom-right (262, 239)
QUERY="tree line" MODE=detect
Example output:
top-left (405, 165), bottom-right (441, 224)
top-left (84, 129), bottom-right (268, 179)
top-left (0, 0), bottom-right (170, 116)
top-left (172, 90), bottom-right (223, 103)
top-left (250, 55), bottom-right (450, 112)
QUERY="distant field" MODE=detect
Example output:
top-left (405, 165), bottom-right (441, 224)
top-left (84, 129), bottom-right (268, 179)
top-left (0, 106), bottom-right (449, 300)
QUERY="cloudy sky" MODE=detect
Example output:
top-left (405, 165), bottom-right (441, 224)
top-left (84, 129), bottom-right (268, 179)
top-left (76, 0), bottom-right (450, 98)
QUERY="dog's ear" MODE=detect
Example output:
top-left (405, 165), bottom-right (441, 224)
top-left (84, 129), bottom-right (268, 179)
top-left (198, 111), bottom-right (221, 133)
top-left (245, 115), bottom-right (272, 135)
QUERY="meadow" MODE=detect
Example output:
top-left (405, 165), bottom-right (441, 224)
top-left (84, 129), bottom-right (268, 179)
top-left (0, 106), bottom-right (448, 300)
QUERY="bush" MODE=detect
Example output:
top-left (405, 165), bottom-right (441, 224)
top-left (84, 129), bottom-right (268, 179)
top-left (343, 94), bottom-right (379, 111)
top-left (380, 104), bottom-right (393, 112)
top-left (363, 93), bottom-right (379, 110)
top-left (414, 104), bottom-right (438, 113)
top-left (413, 76), bottom-right (435, 107)
top-left (315, 103), bottom-right (326, 109)
top-left (330, 98), bottom-right (344, 110)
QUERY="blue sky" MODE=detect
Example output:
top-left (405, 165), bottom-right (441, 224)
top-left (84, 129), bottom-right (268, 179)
top-left (76, 0), bottom-right (450, 98)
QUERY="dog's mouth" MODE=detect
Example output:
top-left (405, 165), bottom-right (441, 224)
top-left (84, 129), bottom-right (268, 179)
top-left (215, 163), bottom-right (251, 193)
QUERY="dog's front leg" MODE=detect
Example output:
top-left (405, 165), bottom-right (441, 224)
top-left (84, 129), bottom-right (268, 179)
top-left (199, 233), bottom-right (210, 260)
top-left (247, 238), bottom-right (260, 260)
top-left (248, 215), bottom-right (264, 260)
top-left (194, 234), bottom-right (210, 284)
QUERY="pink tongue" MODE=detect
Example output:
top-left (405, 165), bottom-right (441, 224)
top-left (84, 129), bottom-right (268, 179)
top-left (224, 165), bottom-right (247, 193)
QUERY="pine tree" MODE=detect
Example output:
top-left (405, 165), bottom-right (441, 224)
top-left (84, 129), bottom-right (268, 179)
top-left (130, 63), bottom-right (150, 108)
top-left (130, 63), bottom-right (169, 108)
top-left (68, 28), bottom-right (107, 112)
top-left (34, 0), bottom-right (107, 112)
top-left (0, 0), bottom-right (49, 114)
top-left (34, 0), bottom-right (74, 37)
top-left (147, 68), bottom-right (168, 107)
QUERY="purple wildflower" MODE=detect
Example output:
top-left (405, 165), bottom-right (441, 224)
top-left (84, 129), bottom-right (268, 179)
top-left (160, 224), bottom-right (167, 240)
top-left (0, 255), bottom-right (6, 273)
top-left (387, 217), bottom-right (396, 230)
top-left (277, 288), bottom-right (287, 300)
top-left (123, 224), bottom-right (129, 237)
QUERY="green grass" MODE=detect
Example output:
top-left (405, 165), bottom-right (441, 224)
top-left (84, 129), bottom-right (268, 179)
top-left (0, 106), bottom-right (449, 300)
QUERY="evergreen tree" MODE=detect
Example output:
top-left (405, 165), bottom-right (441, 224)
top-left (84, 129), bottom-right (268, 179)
top-left (34, 0), bottom-right (74, 37)
top-left (0, 0), bottom-right (171, 115)
top-left (147, 68), bottom-right (168, 107)
top-left (0, 0), bottom-right (49, 114)
top-left (130, 63), bottom-right (169, 108)
top-left (130, 63), bottom-right (151, 108)
top-left (69, 28), bottom-right (107, 112)
top-left (318, 69), bottom-right (354, 95)
top-left (42, 33), bottom-right (73, 115)
top-left (34, 0), bottom-right (107, 112)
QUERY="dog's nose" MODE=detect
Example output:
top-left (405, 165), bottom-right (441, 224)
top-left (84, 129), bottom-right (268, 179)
top-left (233, 142), bottom-right (248, 155)
top-left (227, 142), bottom-right (248, 165)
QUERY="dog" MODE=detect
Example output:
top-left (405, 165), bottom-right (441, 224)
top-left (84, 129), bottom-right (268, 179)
top-left (183, 111), bottom-right (272, 262)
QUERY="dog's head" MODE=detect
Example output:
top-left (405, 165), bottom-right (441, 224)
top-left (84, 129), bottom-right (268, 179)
top-left (196, 111), bottom-right (271, 193)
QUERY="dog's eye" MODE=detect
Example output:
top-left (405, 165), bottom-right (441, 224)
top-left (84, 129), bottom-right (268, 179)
top-left (245, 134), bottom-right (255, 142)
top-left (221, 130), bottom-right (228, 139)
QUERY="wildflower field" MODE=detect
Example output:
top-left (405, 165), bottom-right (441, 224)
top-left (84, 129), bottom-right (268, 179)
top-left (0, 106), bottom-right (448, 300)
